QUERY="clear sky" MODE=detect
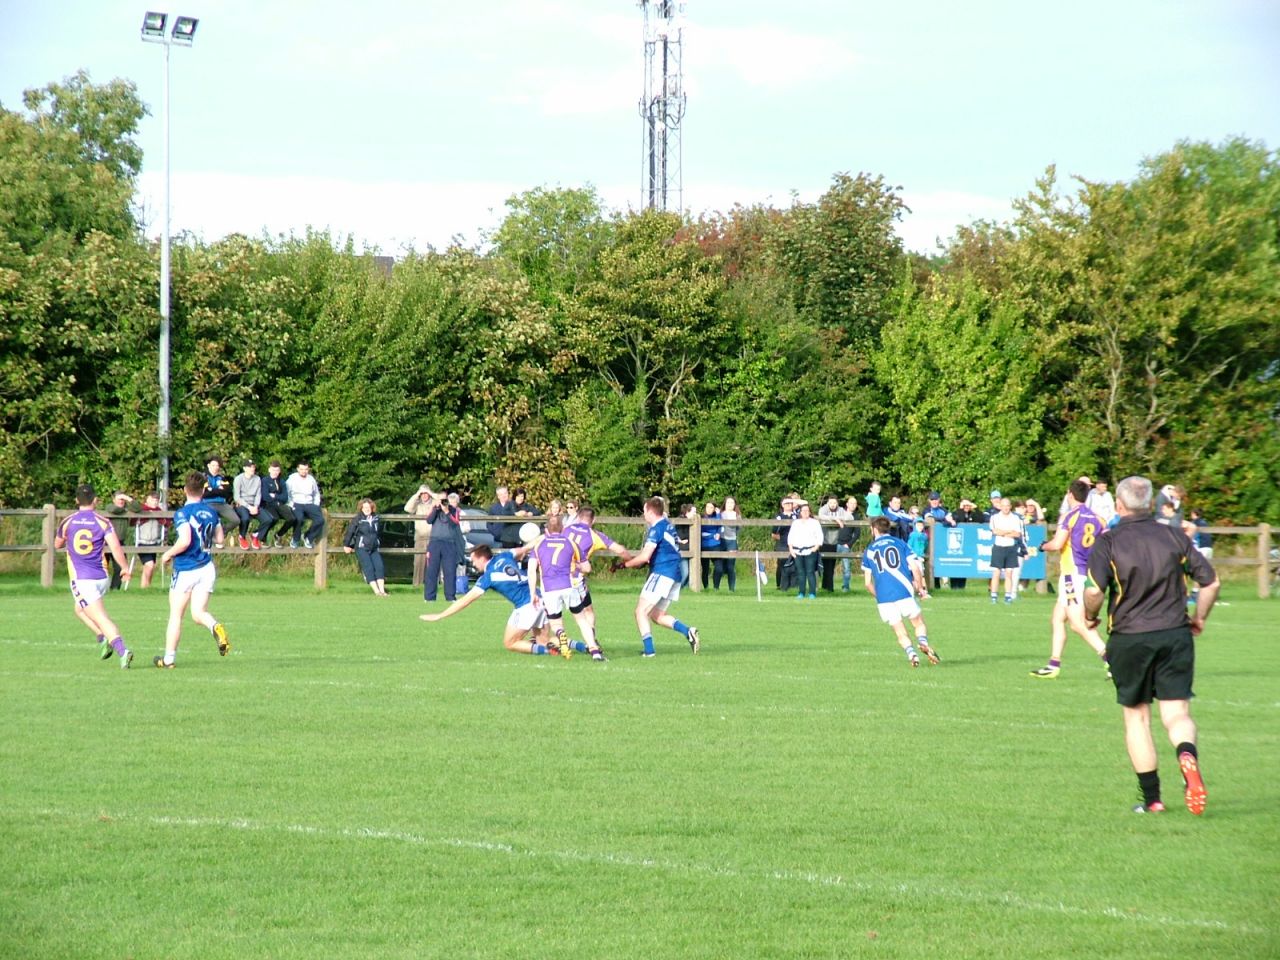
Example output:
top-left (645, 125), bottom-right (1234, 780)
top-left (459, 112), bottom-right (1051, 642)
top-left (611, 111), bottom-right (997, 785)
top-left (2, 0), bottom-right (1277, 254)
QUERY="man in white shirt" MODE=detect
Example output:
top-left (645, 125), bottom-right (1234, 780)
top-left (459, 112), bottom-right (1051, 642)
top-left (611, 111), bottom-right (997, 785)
top-left (285, 459), bottom-right (324, 549)
top-left (1087, 480), bottom-right (1116, 526)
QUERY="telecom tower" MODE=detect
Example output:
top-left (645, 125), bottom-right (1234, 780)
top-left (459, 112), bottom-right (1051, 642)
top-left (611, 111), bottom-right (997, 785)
top-left (638, 0), bottom-right (686, 211)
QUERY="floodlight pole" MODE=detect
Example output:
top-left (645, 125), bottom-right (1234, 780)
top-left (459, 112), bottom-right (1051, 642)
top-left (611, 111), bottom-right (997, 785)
top-left (159, 35), bottom-right (171, 506)
top-left (142, 12), bottom-right (196, 506)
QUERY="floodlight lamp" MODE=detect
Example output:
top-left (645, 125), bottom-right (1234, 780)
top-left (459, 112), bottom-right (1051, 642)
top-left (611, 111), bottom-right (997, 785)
top-left (141, 11), bottom-right (167, 38)
top-left (172, 16), bottom-right (199, 43)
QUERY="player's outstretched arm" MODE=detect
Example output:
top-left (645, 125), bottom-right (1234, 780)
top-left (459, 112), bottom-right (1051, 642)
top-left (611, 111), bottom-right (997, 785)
top-left (419, 586), bottom-right (484, 622)
top-left (623, 542), bottom-right (656, 568)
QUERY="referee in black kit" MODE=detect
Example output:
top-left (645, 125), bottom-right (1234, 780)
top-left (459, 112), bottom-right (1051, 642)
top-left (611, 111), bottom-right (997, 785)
top-left (1084, 476), bottom-right (1219, 815)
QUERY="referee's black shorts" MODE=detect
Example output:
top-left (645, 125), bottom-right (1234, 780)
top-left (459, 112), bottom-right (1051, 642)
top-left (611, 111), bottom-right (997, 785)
top-left (1107, 626), bottom-right (1196, 706)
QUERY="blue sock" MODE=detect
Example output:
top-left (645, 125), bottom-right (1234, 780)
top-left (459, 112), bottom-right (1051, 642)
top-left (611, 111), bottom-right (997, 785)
top-left (642, 635), bottom-right (655, 655)
top-left (532, 644), bottom-right (549, 655)
top-left (572, 641), bottom-right (588, 653)
top-left (673, 621), bottom-right (691, 638)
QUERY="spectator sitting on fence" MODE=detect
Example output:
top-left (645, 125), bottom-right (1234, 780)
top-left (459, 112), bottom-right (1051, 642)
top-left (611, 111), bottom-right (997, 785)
top-left (202, 457), bottom-right (240, 542)
top-left (343, 497), bottom-right (388, 597)
top-left (259, 461), bottom-right (293, 547)
top-left (131, 490), bottom-right (169, 588)
top-left (286, 459), bottom-right (325, 549)
top-left (232, 459), bottom-right (263, 550)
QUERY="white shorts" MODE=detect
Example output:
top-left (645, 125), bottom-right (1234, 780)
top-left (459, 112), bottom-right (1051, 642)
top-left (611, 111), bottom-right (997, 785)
top-left (877, 597), bottom-right (922, 625)
top-left (1057, 573), bottom-right (1088, 606)
top-left (907, 554), bottom-right (925, 572)
top-left (1196, 546), bottom-right (1214, 560)
top-left (507, 601), bottom-right (547, 632)
top-left (541, 585), bottom-right (582, 617)
top-left (171, 563), bottom-right (217, 595)
top-left (71, 577), bottom-right (109, 607)
top-left (639, 573), bottom-right (680, 611)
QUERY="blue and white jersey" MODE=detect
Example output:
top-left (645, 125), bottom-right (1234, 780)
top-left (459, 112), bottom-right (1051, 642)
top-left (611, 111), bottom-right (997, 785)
top-left (171, 501), bottom-right (220, 572)
top-left (475, 551), bottom-right (532, 608)
top-left (862, 534), bottom-right (915, 603)
top-left (644, 516), bottom-right (683, 581)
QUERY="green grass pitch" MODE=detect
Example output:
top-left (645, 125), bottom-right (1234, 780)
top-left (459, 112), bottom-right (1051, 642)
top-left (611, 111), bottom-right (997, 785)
top-left (1, 573), bottom-right (1276, 959)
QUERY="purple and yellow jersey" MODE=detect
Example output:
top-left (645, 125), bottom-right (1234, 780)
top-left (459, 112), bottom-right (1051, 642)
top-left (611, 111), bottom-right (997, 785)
top-left (1060, 504), bottom-right (1102, 577)
top-left (59, 509), bottom-right (113, 581)
top-left (531, 532), bottom-right (580, 592)
top-left (564, 522), bottom-right (615, 584)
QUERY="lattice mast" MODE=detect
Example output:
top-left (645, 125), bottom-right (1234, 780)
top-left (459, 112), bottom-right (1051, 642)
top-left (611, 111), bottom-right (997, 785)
top-left (638, 1), bottom-right (687, 211)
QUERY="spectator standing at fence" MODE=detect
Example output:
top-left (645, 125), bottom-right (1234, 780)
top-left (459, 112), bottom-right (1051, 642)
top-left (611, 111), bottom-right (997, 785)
top-left (343, 497), bottom-right (388, 597)
top-left (1188, 509), bottom-right (1213, 559)
top-left (232, 459), bottom-right (263, 550)
top-left (55, 483), bottom-right (134, 668)
top-left (772, 496), bottom-right (798, 592)
top-left (1154, 484), bottom-right (1184, 527)
top-left (1088, 480), bottom-right (1116, 526)
top-left (715, 495), bottom-right (740, 591)
top-left (487, 485), bottom-right (521, 550)
top-left (155, 472), bottom-right (230, 668)
top-left (676, 503), bottom-right (696, 586)
top-left (884, 495), bottom-right (913, 541)
top-left (989, 495), bottom-right (1023, 604)
top-left (699, 501), bottom-right (722, 589)
top-left (102, 490), bottom-right (134, 589)
top-left (202, 457), bottom-right (239, 540)
top-left (132, 490), bottom-right (169, 588)
top-left (907, 519), bottom-right (931, 599)
top-left (424, 490), bottom-right (463, 603)
top-left (836, 495), bottom-right (860, 592)
top-left (404, 484), bottom-right (437, 587)
top-left (286, 460), bottom-right (325, 549)
top-left (1084, 475), bottom-right (1219, 815)
top-left (787, 502), bottom-right (823, 600)
top-left (817, 494), bottom-right (844, 593)
top-left (513, 488), bottom-right (539, 521)
top-left (259, 461), bottom-right (292, 547)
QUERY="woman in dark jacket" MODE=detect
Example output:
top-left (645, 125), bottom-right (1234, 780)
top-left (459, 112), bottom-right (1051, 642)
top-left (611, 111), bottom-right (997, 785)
top-left (343, 498), bottom-right (388, 596)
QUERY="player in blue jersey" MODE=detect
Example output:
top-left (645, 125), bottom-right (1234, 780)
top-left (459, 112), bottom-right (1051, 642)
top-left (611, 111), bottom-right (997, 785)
top-left (419, 544), bottom-right (556, 657)
top-left (1031, 478), bottom-right (1110, 679)
top-left (862, 517), bottom-right (940, 667)
top-left (155, 472), bottom-right (230, 668)
top-left (622, 496), bottom-right (701, 657)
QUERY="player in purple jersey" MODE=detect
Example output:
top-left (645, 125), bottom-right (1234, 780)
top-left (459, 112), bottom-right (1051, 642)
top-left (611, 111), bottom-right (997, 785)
top-left (563, 505), bottom-right (634, 661)
top-left (525, 514), bottom-right (582, 658)
top-left (1032, 478), bottom-right (1110, 679)
top-left (54, 484), bottom-right (135, 668)
top-left (154, 472), bottom-right (230, 668)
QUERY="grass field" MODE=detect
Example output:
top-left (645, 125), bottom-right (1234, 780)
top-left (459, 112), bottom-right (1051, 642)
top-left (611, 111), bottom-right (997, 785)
top-left (1, 572), bottom-right (1277, 959)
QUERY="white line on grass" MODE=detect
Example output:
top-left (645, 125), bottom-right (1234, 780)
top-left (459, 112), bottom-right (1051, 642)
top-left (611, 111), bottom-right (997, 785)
top-left (22, 807), bottom-right (1262, 935)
